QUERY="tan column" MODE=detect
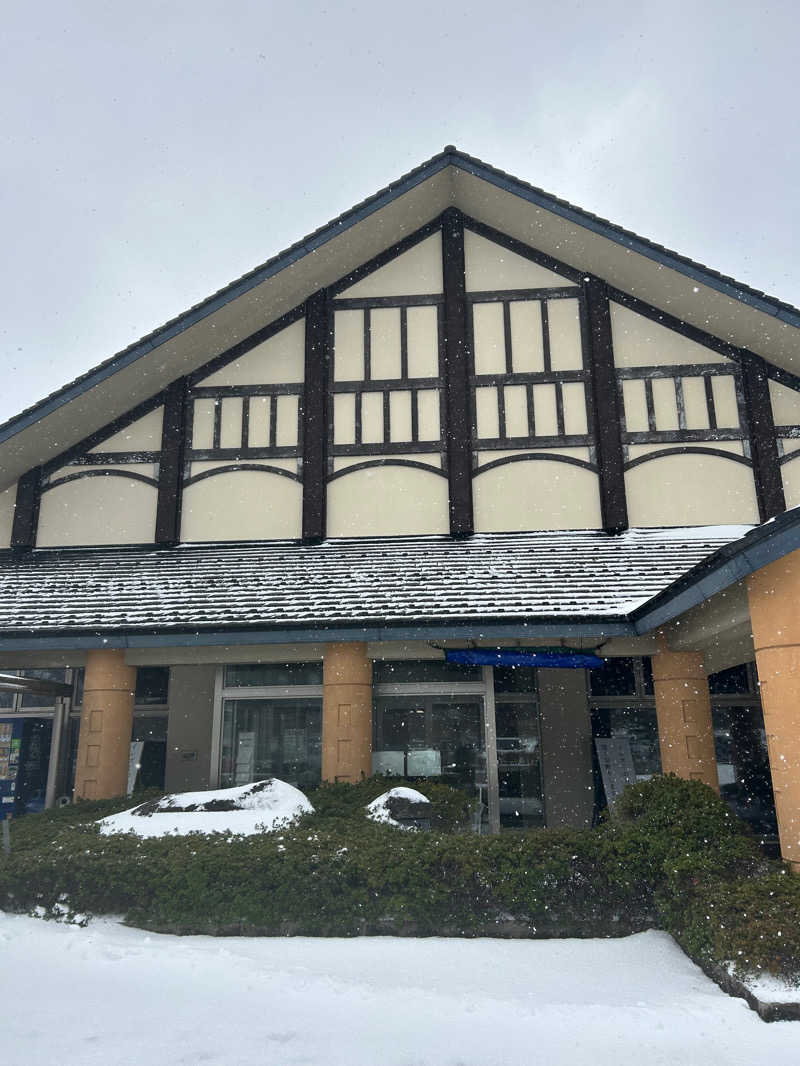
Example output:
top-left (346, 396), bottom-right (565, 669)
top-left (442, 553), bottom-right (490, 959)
top-left (652, 646), bottom-right (719, 791)
top-left (747, 550), bottom-right (800, 872)
top-left (322, 642), bottom-right (372, 783)
top-left (73, 649), bottom-right (137, 801)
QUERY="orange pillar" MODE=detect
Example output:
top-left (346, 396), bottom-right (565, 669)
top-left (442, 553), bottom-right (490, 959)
top-left (73, 649), bottom-right (137, 800)
top-left (747, 550), bottom-right (800, 872)
top-left (322, 643), bottom-right (372, 783)
top-left (652, 647), bottom-right (719, 791)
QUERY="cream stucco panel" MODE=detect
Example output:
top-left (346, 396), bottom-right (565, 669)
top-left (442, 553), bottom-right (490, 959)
top-left (198, 319), bottom-right (305, 386)
top-left (622, 379), bottom-right (648, 432)
top-left (338, 233), bottom-right (443, 298)
top-left (333, 310), bottom-right (365, 381)
top-left (625, 453), bottom-right (759, 527)
top-left (475, 448), bottom-right (592, 467)
top-left (781, 455), bottom-right (800, 509)
top-left (682, 377), bottom-right (711, 429)
top-left (769, 379), bottom-right (800, 427)
top-left (220, 397), bottom-right (243, 449)
top-left (275, 395), bottom-right (300, 447)
top-left (247, 397), bottom-right (270, 447)
top-left (90, 407), bottom-right (164, 453)
top-left (333, 394), bottom-right (356, 445)
top-left (473, 460), bottom-right (602, 532)
top-left (192, 399), bottom-right (216, 449)
top-left (370, 308), bottom-right (402, 379)
top-left (0, 483), bottom-right (16, 548)
top-left (475, 386), bottom-right (500, 438)
top-left (547, 299), bottom-right (583, 370)
top-left (361, 392), bottom-right (384, 444)
top-left (627, 441), bottom-right (745, 460)
top-left (37, 476), bottom-right (158, 547)
top-left (416, 390), bottom-right (440, 441)
top-left (189, 458), bottom-right (298, 476)
top-left (610, 303), bottom-right (729, 367)
top-left (710, 375), bottom-right (740, 428)
top-left (504, 385), bottom-right (528, 437)
top-left (389, 391), bottom-right (413, 442)
top-left (464, 230), bottom-right (574, 292)
top-left (472, 303), bottom-right (506, 374)
top-left (532, 384), bottom-right (558, 436)
top-left (651, 378), bottom-right (679, 431)
top-left (326, 465), bottom-right (449, 536)
top-left (181, 470), bottom-right (302, 541)
top-left (562, 382), bottom-right (589, 435)
top-left (406, 306), bottom-right (439, 378)
top-left (509, 301), bottom-right (544, 373)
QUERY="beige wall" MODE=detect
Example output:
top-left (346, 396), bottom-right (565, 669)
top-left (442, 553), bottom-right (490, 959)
top-left (473, 458), bottom-right (602, 532)
top-left (198, 319), bottom-right (305, 386)
top-left (610, 303), bottom-right (729, 367)
top-left (464, 230), bottom-right (574, 291)
top-left (769, 379), bottom-right (800, 427)
top-left (326, 465), bottom-right (449, 537)
top-left (0, 482), bottom-right (16, 548)
top-left (37, 472), bottom-right (158, 547)
top-left (338, 234), bottom-right (442, 297)
top-left (625, 451), bottom-right (759, 526)
top-left (164, 665), bottom-right (217, 793)
top-left (181, 470), bottom-right (302, 541)
top-left (89, 407), bottom-right (164, 453)
top-left (780, 453), bottom-right (800, 509)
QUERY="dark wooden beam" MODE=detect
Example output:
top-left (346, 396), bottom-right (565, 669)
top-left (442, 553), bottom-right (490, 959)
top-left (302, 289), bottom-right (331, 542)
top-left (155, 378), bottom-right (188, 546)
top-left (741, 355), bottom-right (785, 521)
top-left (441, 208), bottom-right (474, 537)
top-left (10, 467), bottom-right (42, 551)
top-left (584, 276), bottom-right (628, 533)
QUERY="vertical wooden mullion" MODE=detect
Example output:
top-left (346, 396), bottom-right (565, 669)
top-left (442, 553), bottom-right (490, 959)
top-left (400, 306), bottom-right (408, 380)
top-left (502, 301), bottom-right (513, 374)
top-left (154, 378), bottom-right (188, 547)
top-left (584, 276), bottom-right (628, 533)
top-left (441, 208), bottom-right (474, 537)
top-left (496, 385), bottom-right (507, 441)
top-left (383, 391), bottom-right (391, 444)
top-left (675, 377), bottom-right (687, 430)
top-left (644, 378), bottom-right (657, 432)
top-left (241, 396), bottom-right (250, 450)
top-left (302, 289), bottom-right (331, 543)
top-left (541, 301), bottom-right (552, 374)
top-left (411, 387), bottom-right (419, 443)
top-left (527, 383), bottom-right (536, 439)
top-left (704, 376), bottom-right (718, 430)
top-left (741, 356), bottom-right (785, 521)
top-left (354, 390), bottom-right (363, 446)
top-left (10, 466), bottom-right (42, 551)
top-left (555, 381), bottom-right (566, 438)
top-left (269, 395), bottom-right (278, 449)
top-left (364, 308), bottom-right (372, 382)
top-left (212, 400), bottom-right (222, 450)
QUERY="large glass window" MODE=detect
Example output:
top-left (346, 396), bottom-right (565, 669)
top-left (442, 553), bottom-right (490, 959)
top-left (373, 695), bottom-right (483, 785)
top-left (223, 663), bottom-right (323, 688)
top-left (221, 698), bottom-right (322, 791)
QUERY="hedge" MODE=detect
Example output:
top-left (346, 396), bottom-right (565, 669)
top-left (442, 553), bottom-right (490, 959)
top-left (0, 775), bottom-right (797, 984)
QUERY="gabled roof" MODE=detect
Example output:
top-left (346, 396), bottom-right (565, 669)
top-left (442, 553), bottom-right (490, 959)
top-left (2, 146), bottom-right (798, 486)
top-left (0, 526), bottom-right (751, 649)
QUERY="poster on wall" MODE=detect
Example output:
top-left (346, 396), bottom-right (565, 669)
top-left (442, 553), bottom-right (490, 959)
top-left (0, 721), bottom-right (21, 822)
top-left (595, 736), bottom-right (637, 810)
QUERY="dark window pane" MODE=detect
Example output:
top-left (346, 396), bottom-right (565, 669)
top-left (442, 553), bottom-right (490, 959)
top-left (224, 663), bottom-right (323, 687)
top-left (641, 657), bottom-right (654, 696)
top-left (21, 669), bottom-right (68, 708)
top-left (713, 703), bottom-right (777, 835)
top-left (589, 658), bottom-right (637, 697)
top-left (220, 698), bottom-right (322, 791)
top-left (709, 664), bottom-right (751, 695)
top-left (605, 706), bottom-right (661, 777)
top-left (493, 666), bottom-right (537, 694)
top-left (73, 668), bottom-right (84, 707)
top-left (135, 667), bottom-right (169, 705)
top-left (373, 660), bottom-right (482, 684)
top-left (132, 715), bottom-right (168, 742)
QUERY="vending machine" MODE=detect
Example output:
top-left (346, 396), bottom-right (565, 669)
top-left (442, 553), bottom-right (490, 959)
top-left (0, 719), bottom-right (23, 822)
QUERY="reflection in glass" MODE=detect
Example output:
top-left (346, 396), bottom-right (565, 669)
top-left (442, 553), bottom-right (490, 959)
top-left (221, 699), bottom-right (322, 791)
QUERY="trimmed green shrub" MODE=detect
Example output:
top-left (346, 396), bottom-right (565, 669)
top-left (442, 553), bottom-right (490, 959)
top-left (0, 774), bottom-right (797, 985)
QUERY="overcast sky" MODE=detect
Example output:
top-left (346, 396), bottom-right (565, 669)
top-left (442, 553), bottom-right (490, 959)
top-left (1, 1), bottom-right (797, 423)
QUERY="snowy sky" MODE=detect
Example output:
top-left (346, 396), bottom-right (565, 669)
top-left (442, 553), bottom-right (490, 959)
top-left (1, 1), bottom-right (798, 423)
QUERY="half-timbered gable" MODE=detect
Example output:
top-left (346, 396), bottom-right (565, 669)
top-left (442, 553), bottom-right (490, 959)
top-left (3, 148), bottom-right (800, 871)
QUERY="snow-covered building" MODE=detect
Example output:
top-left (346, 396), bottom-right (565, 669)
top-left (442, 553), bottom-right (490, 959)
top-left (1, 148), bottom-right (799, 862)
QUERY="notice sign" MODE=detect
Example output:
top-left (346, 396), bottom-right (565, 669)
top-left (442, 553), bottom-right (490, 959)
top-left (595, 737), bottom-right (637, 810)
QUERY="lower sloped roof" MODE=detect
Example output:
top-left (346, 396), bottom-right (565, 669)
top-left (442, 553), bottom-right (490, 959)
top-left (0, 527), bottom-right (751, 646)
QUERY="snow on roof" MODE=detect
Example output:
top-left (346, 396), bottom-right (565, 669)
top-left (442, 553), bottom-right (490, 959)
top-left (0, 527), bottom-right (749, 639)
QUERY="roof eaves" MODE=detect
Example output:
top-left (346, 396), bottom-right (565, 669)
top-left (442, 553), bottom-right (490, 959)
top-left (450, 149), bottom-right (800, 328)
top-left (631, 508), bottom-right (800, 633)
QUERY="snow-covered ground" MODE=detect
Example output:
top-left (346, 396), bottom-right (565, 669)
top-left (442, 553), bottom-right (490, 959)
top-left (2, 914), bottom-right (797, 1066)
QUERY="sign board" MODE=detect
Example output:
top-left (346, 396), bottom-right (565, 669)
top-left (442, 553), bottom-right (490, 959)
top-left (595, 736), bottom-right (637, 810)
top-left (235, 732), bottom-right (256, 785)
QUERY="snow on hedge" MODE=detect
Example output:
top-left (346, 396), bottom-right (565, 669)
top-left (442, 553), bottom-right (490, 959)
top-left (98, 779), bottom-right (313, 838)
top-left (366, 786), bottom-right (429, 828)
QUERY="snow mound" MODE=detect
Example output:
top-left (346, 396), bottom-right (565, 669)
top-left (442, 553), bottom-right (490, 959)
top-left (98, 779), bottom-right (314, 838)
top-left (366, 787), bottom-right (429, 828)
